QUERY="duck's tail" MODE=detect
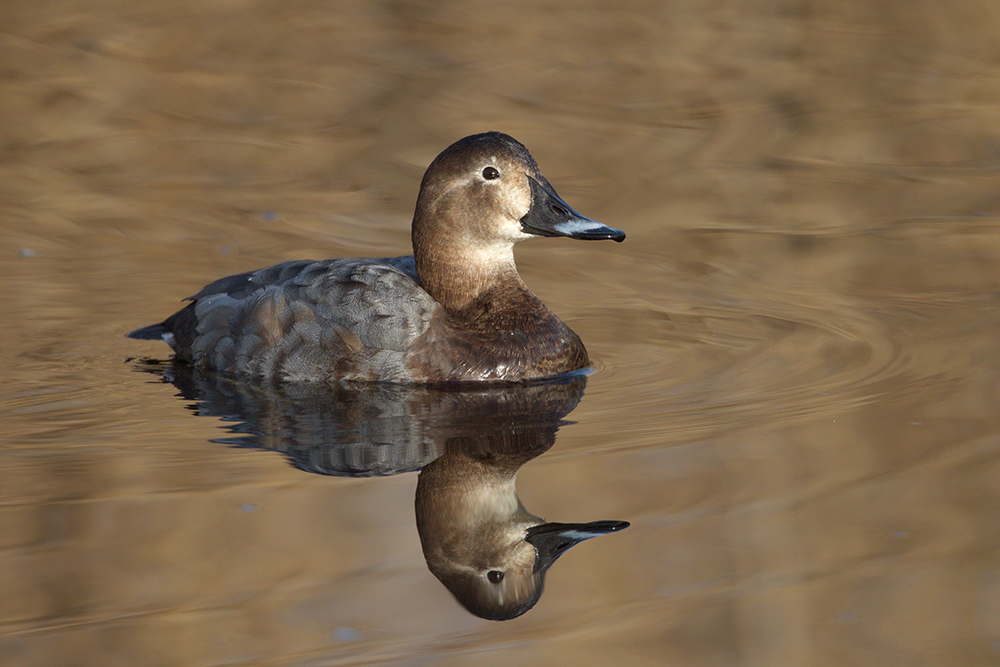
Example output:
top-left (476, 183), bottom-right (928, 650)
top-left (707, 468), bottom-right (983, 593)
top-left (127, 323), bottom-right (167, 340)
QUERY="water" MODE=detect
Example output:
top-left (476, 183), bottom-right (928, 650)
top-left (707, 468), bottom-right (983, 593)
top-left (3, 1), bottom-right (1000, 665)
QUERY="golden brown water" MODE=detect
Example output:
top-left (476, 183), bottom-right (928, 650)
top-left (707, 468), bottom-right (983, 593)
top-left (3, 0), bottom-right (1000, 664)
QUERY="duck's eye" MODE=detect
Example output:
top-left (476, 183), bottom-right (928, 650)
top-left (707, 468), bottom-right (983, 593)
top-left (487, 570), bottom-right (504, 584)
top-left (482, 166), bottom-right (500, 180)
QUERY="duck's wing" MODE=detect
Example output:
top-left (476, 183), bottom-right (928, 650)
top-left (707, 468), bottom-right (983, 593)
top-left (126, 258), bottom-right (321, 341)
top-left (131, 256), bottom-right (439, 381)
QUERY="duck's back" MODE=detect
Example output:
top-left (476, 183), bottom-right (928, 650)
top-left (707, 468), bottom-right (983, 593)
top-left (130, 256), bottom-right (438, 382)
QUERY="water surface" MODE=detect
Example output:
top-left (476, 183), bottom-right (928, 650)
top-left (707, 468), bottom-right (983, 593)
top-left (3, 1), bottom-right (1000, 665)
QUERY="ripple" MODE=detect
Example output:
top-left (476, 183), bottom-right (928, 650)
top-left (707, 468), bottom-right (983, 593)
top-left (589, 284), bottom-right (949, 441)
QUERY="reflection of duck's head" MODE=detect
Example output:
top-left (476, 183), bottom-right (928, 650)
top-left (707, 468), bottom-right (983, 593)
top-left (424, 515), bottom-right (629, 621)
top-left (415, 438), bottom-right (628, 620)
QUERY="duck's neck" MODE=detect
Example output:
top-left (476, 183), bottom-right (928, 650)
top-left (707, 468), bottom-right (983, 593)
top-left (415, 238), bottom-right (532, 315)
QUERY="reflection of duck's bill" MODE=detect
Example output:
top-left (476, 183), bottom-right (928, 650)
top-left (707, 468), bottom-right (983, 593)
top-left (526, 520), bottom-right (630, 573)
top-left (521, 177), bottom-right (626, 242)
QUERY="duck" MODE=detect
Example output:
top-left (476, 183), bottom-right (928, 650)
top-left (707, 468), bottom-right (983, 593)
top-left (128, 132), bottom-right (625, 383)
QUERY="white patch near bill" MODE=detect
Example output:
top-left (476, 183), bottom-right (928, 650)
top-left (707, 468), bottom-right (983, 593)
top-left (552, 219), bottom-right (607, 235)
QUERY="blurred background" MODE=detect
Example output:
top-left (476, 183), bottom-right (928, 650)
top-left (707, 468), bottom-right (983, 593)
top-left (3, 1), bottom-right (1000, 665)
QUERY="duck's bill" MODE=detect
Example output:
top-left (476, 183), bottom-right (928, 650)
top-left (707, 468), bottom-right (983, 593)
top-left (521, 177), bottom-right (626, 242)
top-left (526, 519), bottom-right (630, 572)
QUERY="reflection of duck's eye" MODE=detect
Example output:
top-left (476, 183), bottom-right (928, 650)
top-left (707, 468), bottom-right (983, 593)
top-left (487, 570), bottom-right (505, 584)
top-left (482, 166), bottom-right (500, 180)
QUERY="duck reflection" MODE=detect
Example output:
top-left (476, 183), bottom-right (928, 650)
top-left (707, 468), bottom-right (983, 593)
top-left (136, 362), bottom-right (629, 620)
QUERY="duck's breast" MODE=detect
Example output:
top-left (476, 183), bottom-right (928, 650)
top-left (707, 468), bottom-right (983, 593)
top-left (404, 285), bottom-right (590, 382)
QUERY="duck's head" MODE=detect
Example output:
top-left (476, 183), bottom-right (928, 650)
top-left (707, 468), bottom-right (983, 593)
top-left (412, 132), bottom-right (625, 305)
